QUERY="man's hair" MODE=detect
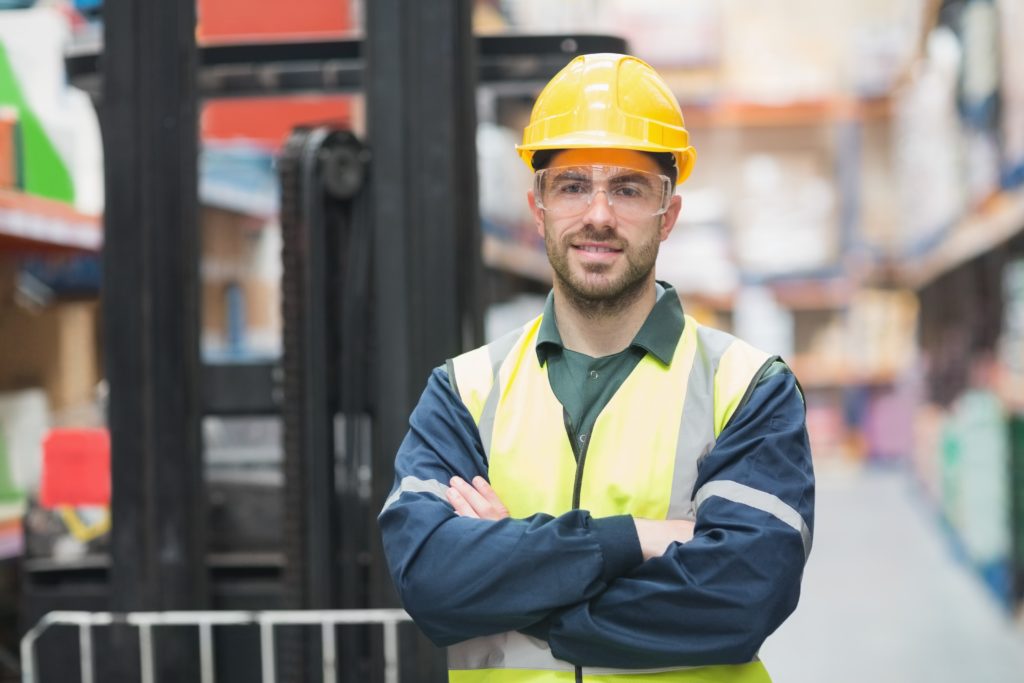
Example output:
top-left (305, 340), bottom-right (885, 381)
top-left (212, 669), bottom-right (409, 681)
top-left (531, 149), bottom-right (678, 186)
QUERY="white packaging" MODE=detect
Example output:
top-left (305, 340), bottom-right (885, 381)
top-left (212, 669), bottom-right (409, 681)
top-left (659, 187), bottom-right (736, 296)
top-left (732, 286), bottom-right (794, 359)
top-left (997, 0), bottom-right (1024, 180)
top-left (0, 388), bottom-right (49, 494)
top-left (0, 8), bottom-right (104, 213)
top-left (732, 153), bottom-right (838, 275)
top-left (599, 0), bottom-right (723, 68)
top-left (892, 28), bottom-right (966, 252)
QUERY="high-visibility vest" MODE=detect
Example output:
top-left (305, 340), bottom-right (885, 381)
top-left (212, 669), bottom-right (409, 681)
top-left (445, 313), bottom-right (776, 683)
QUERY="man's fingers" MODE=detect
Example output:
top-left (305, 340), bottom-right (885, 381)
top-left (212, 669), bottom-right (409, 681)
top-left (446, 487), bottom-right (478, 518)
top-left (472, 477), bottom-right (509, 519)
top-left (450, 476), bottom-right (492, 516)
top-left (448, 476), bottom-right (509, 521)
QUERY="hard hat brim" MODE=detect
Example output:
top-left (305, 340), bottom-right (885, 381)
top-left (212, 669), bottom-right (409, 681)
top-left (517, 132), bottom-right (696, 185)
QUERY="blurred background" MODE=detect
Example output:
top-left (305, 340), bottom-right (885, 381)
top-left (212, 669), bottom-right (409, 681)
top-left (1, 0), bottom-right (1024, 681)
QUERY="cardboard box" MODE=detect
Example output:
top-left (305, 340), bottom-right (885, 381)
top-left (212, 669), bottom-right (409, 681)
top-left (0, 301), bottom-right (100, 411)
top-left (200, 206), bottom-right (281, 357)
top-left (0, 258), bottom-right (16, 305)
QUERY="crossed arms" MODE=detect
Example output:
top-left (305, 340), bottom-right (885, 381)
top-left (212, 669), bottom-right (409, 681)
top-left (378, 366), bottom-right (814, 668)
top-left (447, 475), bottom-right (697, 561)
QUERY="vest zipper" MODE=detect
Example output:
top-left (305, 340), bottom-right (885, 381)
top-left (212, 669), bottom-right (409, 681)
top-left (564, 407), bottom-right (591, 508)
top-left (564, 407), bottom-right (588, 683)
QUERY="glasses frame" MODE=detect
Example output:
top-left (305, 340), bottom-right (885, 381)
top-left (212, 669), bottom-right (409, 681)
top-left (533, 165), bottom-right (673, 219)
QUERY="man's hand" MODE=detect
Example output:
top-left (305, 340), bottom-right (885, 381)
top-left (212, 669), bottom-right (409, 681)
top-left (634, 519), bottom-right (695, 560)
top-left (447, 476), bottom-right (510, 520)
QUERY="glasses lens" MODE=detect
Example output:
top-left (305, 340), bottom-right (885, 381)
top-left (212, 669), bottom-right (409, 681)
top-left (537, 166), bottom-right (669, 219)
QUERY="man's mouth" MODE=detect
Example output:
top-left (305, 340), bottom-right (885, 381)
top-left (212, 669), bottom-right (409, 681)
top-left (573, 243), bottom-right (622, 253)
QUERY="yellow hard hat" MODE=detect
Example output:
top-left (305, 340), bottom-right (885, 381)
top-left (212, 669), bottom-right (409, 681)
top-left (517, 53), bottom-right (696, 185)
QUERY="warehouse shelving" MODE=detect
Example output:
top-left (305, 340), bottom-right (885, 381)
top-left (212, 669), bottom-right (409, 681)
top-left (765, 276), bottom-right (856, 311)
top-left (788, 362), bottom-right (897, 391)
top-left (896, 187), bottom-right (1024, 290)
top-left (682, 95), bottom-right (893, 129)
top-left (0, 189), bottom-right (101, 254)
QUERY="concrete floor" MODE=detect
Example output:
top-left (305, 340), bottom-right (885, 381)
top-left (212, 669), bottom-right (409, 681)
top-left (761, 463), bottom-right (1024, 683)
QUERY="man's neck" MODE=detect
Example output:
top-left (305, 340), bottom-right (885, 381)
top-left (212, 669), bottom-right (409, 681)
top-left (552, 280), bottom-right (658, 358)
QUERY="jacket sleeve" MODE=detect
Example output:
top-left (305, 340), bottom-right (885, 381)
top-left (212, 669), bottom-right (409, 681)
top-left (378, 366), bottom-right (643, 647)
top-left (521, 370), bottom-right (814, 668)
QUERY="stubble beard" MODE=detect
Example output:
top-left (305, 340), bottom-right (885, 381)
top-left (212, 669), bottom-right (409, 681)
top-left (545, 224), bottom-right (661, 319)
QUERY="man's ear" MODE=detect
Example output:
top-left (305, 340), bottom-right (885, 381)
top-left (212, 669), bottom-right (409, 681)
top-left (527, 189), bottom-right (545, 239)
top-left (660, 194), bottom-right (682, 241)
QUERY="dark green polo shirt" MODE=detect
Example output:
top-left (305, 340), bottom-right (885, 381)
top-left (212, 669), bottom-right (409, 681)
top-left (536, 281), bottom-right (788, 461)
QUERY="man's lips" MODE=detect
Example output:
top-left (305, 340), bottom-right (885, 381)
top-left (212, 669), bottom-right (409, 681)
top-left (572, 242), bottom-right (623, 255)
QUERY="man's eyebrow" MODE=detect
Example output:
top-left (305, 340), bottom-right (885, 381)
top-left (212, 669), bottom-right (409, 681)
top-left (550, 168), bottom-right (590, 181)
top-left (609, 171), bottom-right (656, 186)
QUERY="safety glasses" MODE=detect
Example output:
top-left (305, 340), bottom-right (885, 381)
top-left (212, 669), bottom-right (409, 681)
top-left (534, 165), bottom-right (673, 220)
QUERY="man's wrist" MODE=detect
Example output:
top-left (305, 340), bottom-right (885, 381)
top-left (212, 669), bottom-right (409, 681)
top-left (633, 518), bottom-right (696, 560)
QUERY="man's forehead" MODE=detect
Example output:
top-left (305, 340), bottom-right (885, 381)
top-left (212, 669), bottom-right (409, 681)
top-left (548, 149), bottom-right (661, 174)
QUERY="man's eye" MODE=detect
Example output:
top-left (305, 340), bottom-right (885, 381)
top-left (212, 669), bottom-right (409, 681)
top-left (556, 182), bottom-right (589, 195)
top-left (612, 185), bottom-right (645, 199)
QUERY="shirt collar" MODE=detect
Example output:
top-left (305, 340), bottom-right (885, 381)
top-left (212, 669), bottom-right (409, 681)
top-left (535, 281), bottom-right (685, 366)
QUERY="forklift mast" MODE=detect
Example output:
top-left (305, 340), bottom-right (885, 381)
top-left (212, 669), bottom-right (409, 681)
top-left (278, 127), bottom-right (374, 680)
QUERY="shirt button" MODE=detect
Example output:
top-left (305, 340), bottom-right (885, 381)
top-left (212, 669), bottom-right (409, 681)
top-left (579, 433), bottom-right (588, 444)
top-left (588, 370), bottom-right (600, 380)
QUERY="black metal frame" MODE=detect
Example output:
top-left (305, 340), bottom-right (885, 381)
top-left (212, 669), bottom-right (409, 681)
top-left (66, 34), bottom-right (627, 99)
top-left (363, 2), bottom-right (483, 679)
top-left (276, 127), bottom-right (372, 680)
top-left (101, 0), bottom-right (205, 679)
top-left (202, 363), bottom-right (281, 416)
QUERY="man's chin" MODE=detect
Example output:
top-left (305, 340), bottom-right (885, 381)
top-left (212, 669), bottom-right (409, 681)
top-left (566, 275), bottom-right (628, 302)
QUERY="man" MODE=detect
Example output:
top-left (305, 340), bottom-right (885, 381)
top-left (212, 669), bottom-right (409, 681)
top-left (379, 53), bottom-right (814, 683)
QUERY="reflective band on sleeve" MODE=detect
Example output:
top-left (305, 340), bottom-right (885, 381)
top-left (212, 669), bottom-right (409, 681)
top-left (694, 480), bottom-right (812, 558)
top-left (381, 476), bottom-right (450, 512)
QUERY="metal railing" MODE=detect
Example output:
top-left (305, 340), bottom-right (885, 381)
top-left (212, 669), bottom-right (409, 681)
top-left (21, 609), bottom-right (413, 683)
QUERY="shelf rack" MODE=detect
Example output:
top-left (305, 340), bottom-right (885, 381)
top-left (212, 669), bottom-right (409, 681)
top-left (898, 188), bottom-right (1024, 289)
top-left (0, 189), bottom-right (101, 253)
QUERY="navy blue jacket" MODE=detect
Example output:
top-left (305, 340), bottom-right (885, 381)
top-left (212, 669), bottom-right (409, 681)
top-left (379, 360), bottom-right (814, 669)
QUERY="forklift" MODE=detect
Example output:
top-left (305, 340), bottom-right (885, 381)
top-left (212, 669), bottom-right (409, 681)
top-left (19, 1), bottom-right (626, 681)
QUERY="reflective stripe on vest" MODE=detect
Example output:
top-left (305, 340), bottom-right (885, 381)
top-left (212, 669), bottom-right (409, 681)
top-left (446, 314), bottom-right (773, 682)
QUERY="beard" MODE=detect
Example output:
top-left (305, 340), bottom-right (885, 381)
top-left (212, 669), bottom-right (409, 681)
top-left (545, 222), bottom-right (661, 319)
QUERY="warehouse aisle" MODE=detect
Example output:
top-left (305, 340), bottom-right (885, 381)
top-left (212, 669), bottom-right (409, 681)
top-left (761, 463), bottom-right (1024, 683)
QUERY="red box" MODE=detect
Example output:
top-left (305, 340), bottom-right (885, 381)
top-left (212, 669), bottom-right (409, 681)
top-left (202, 97), bottom-right (352, 149)
top-left (40, 429), bottom-right (110, 508)
top-left (197, 0), bottom-right (352, 41)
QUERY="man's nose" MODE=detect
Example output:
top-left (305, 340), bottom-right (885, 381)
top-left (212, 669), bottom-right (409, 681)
top-left (582, 189), bottom-right (617, 228)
